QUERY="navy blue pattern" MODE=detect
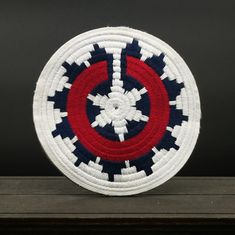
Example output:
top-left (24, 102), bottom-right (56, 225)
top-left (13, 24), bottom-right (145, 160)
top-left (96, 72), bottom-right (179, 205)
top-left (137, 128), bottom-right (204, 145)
top-left (47, 39), bottom-right (188, 181)
top-left (87, 75), bottom-right (150, 141)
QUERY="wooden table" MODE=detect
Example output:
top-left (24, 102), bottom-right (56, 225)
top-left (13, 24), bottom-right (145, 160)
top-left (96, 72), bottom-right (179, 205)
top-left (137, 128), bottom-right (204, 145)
top-left (0, 177), bottom-right (235, 234)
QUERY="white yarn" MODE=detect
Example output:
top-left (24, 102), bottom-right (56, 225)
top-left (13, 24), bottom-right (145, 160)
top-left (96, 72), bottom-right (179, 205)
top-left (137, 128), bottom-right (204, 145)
top-left (33, 27), bottom-right (201, 196)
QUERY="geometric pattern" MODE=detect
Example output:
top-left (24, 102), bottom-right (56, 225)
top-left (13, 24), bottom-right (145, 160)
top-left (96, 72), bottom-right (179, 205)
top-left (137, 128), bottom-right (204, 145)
top-left (33, 27), bottom-right (201, 195)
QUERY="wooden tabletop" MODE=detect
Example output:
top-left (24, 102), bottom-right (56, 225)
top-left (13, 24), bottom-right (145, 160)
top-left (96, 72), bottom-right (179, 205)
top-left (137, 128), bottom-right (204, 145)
top-left (0, 177), bottom-right (235, 234)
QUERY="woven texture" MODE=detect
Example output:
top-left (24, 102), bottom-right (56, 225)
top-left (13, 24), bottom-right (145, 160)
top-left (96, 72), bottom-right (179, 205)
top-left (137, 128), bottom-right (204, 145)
top-left (33, 27), bottom-right (201, 195)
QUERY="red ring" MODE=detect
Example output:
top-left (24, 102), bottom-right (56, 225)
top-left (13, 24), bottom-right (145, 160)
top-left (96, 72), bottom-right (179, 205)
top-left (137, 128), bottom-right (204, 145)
top-left (67, 56), bottom-right (169, 161)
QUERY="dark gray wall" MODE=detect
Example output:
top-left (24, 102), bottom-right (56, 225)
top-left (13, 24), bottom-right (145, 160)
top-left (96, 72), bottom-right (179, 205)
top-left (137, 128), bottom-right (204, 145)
top-left (0, 0), bottom-right (234, 176)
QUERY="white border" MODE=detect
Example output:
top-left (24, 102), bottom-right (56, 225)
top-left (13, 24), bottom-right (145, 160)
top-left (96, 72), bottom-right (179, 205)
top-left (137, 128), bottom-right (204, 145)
top-left (33, 27), bottom-right (201, 195)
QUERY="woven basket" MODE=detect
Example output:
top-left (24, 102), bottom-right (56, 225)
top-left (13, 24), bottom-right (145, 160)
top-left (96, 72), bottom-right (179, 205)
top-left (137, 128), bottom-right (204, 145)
top-left (33, 27), bottom-right (201, 195)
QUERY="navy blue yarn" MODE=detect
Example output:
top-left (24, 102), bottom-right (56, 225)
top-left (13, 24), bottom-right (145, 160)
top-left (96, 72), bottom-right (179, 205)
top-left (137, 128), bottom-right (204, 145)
top-left (145, 53), bottom-right (165, 76)
top-left (156, 130), bottom-right (179, 151)
top-left (73, 139), bottom-right (127, 181)
top-left (73, 141), bottom-right (125, 181)
top-left (73, 141), bottom-right (96, 164)
top-left (122, 39), bottom-right (141, 59)
top-left (62, 62), bottom-right (87, 84)
top-left (94, 125), bottom-right (118, 141)
top-left (142, 47), bottom-right (188, 143)
top-left (122, 75), bottom-right (143, 91)
top-left (48, 88), bottom-right (69, 112)
top-left (52, 117), bottom-right (74, 139)
top-left (48, 39), bottom-right (189, 180)
top-left (127, 131), bottom-right (179, 175)
top-left (87, 79), bottom-right (120, 141)
top-left (130, 151), bottom-right (154, 176)
top-left (89, 79), bottom-right (112, 96)
top-left (87, 74), bottom-right (150, 141)
top-left (73, 141), bottom-right (125, 182)
top-left (135, 93), bottom-right (150, 116)
top-left (168, 105), bottom-right (188, 128)
top-left (100, 159), bottom-right (126, 182)
top-left (120, 51), bottom-right (127, 77)
top-left (162, 79), bottom-right (184, 101)
top-left (89, 44), bottom-right (114, 81)
top-left (86, 99), bottom-right (101, 122)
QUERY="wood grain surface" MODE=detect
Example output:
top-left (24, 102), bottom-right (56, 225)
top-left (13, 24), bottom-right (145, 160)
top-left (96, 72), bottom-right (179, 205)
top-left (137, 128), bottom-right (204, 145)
top-left (0, 177), bottom-right (235, 234)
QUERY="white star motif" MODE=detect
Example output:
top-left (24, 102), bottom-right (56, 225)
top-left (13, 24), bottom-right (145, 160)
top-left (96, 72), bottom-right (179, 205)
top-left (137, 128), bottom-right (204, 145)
top-left (87, 79), bottom-right (149, 142)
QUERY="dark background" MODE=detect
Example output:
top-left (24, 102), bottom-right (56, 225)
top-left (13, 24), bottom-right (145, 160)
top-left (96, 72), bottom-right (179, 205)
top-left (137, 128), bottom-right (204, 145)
top-left (0, 0), bottom-right (234, 176)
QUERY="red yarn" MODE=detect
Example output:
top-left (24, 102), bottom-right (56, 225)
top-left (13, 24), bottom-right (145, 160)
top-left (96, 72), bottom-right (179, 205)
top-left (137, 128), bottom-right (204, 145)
top-left (67, 57), bottom-right (170, 161)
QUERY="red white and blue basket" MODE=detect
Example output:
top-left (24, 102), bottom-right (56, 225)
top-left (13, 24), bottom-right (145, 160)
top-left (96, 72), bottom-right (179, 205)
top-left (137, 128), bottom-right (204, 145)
top-left (33, 27), bottom-right (201, 195)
